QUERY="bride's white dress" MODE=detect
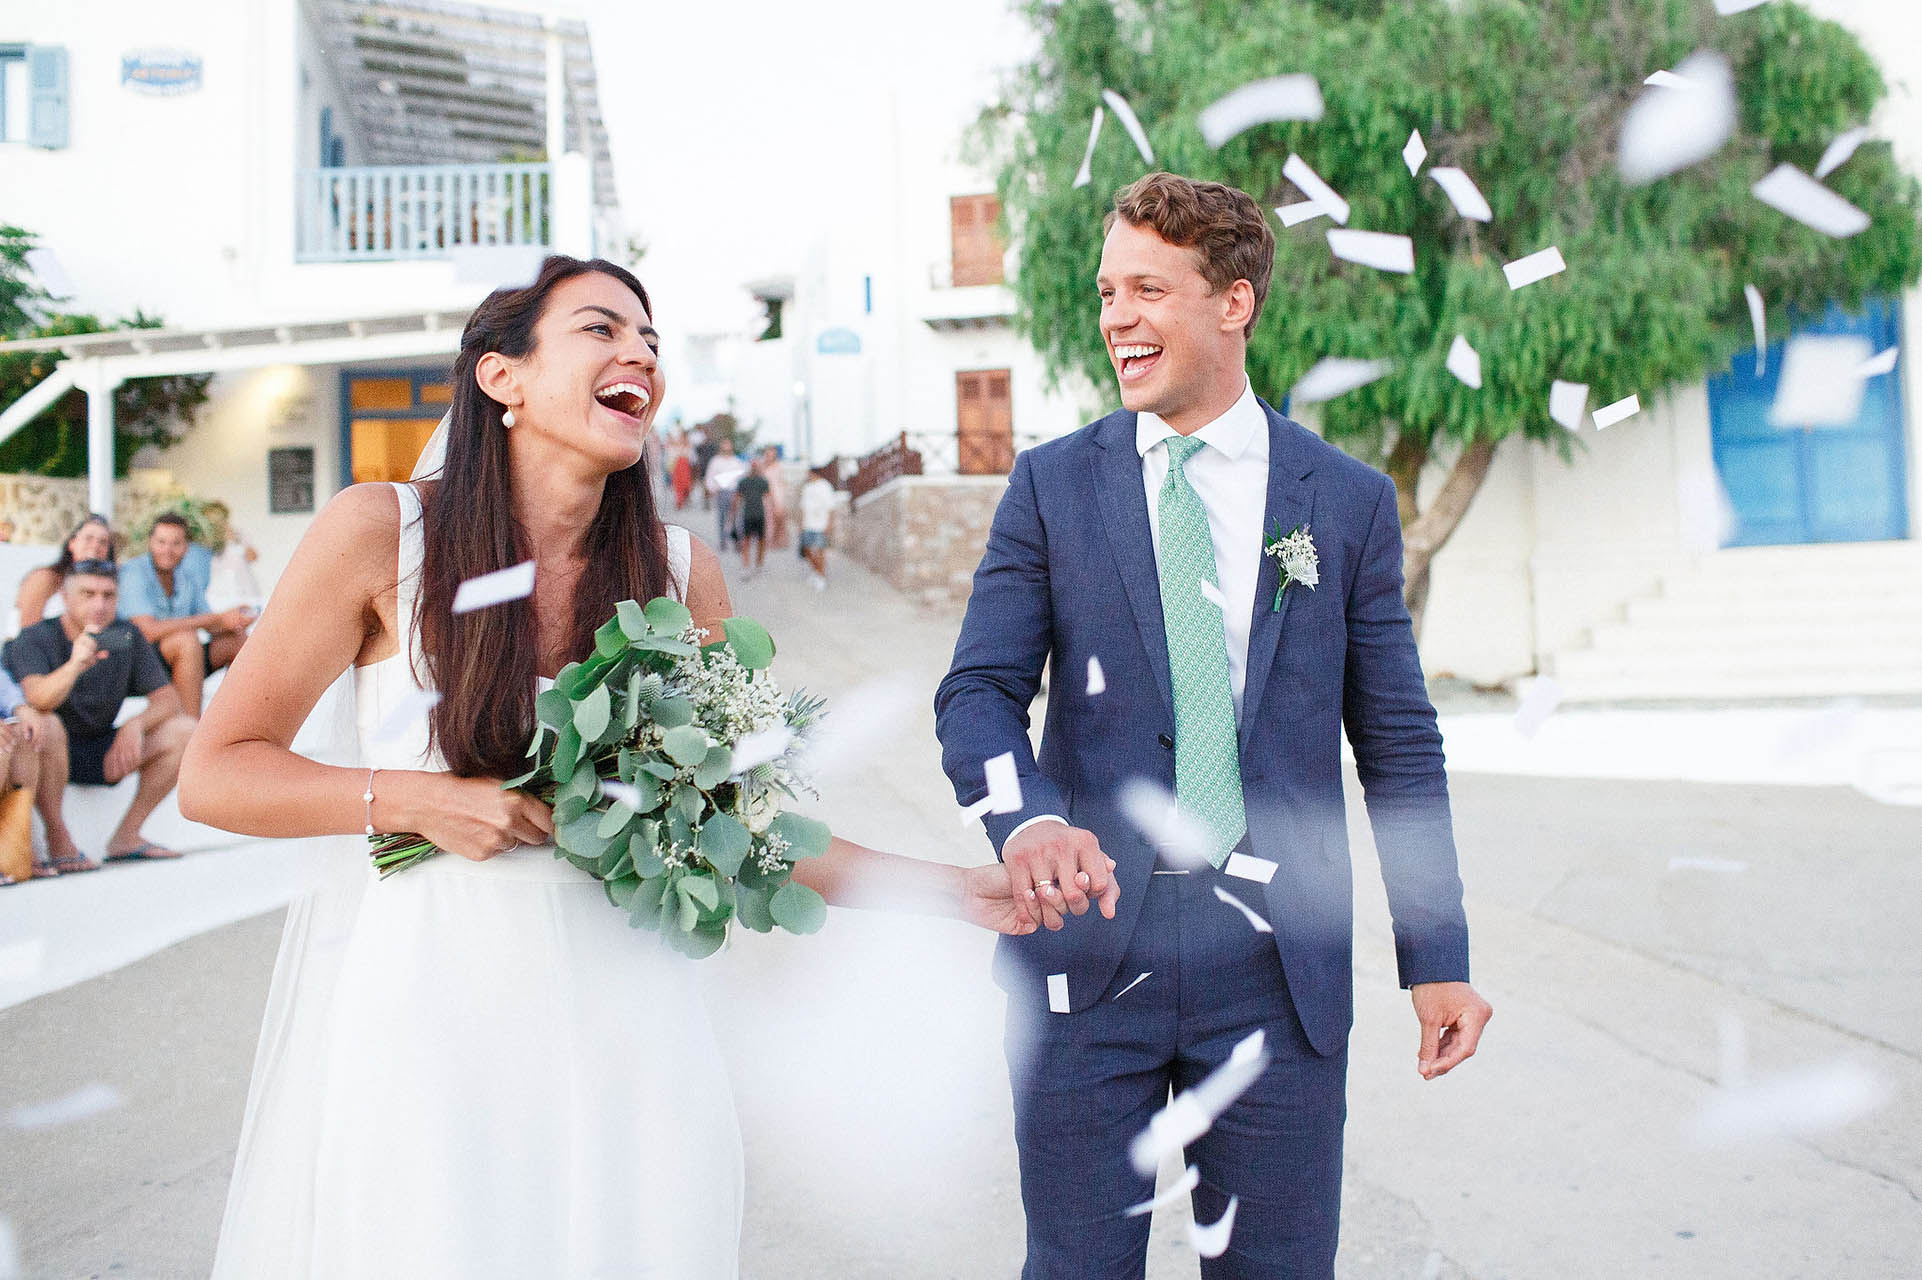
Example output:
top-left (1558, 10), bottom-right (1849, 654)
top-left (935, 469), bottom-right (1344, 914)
top-left (213, 483), bottom-right (743, 1278)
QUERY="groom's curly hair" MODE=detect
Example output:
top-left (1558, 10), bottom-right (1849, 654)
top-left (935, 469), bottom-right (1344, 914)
top-left (1106, 172), bottom-right (1274, 338)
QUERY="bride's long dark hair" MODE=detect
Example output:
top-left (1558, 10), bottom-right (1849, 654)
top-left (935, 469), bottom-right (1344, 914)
top-left (415, 254), bottom-right (671, 779)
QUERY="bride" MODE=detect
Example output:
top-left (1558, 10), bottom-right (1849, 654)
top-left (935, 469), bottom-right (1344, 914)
top-left (179, 255), bottom-right (1055, 1278)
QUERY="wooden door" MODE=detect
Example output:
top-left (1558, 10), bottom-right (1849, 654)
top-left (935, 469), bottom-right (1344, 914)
top-left (956, 369), bottom-right (1014, 475)
top-left (950, 194), bottom-right (1005, 287)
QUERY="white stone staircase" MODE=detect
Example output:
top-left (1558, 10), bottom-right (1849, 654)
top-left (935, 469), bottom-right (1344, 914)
top-left (1546, 541), bottom-right (1922, 701)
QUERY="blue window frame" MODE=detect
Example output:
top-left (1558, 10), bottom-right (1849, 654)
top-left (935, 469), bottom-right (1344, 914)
top-left (1707, 298), bottom-right (1908, 546)
top-left (0, 47), bottom-right (28, 144)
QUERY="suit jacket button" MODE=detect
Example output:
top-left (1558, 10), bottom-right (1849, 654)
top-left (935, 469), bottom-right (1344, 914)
top-left (1157, 733), bottom-right (1174, 750)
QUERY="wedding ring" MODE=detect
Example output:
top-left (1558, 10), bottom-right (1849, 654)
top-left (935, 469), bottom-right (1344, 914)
top-left (1034, 879), bottom-right (1056, 892)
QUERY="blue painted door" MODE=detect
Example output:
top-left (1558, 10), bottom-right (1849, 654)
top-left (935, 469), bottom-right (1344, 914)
top-left (1707, 298), bottom-right (1908, 546)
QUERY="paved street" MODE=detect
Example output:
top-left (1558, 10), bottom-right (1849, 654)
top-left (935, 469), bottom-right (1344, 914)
top-left (2, 515), bottom-right (1918, 1279)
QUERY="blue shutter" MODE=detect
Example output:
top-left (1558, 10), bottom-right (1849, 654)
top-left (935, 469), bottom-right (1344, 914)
top-left (27, 45), bottom-right (67, 149)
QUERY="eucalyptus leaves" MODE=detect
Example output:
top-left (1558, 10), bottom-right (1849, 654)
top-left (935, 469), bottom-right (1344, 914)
top-left (369, 596), bottom-right (830, 959)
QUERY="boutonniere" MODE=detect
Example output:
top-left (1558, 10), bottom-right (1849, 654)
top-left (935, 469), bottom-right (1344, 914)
top-left (1264, 522), bottom-right (1318, 611)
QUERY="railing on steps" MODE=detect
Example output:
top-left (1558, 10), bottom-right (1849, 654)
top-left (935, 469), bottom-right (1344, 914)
top-left (296, 162), bottom-right (553, 262)
top-left (844, 433), bottom-right (923, 501)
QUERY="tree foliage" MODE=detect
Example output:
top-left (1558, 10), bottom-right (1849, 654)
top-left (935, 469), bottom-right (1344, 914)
top-left (976, 0), bottom-right (1921, 624)
top-left (0, 225), bottom-right (212, 478)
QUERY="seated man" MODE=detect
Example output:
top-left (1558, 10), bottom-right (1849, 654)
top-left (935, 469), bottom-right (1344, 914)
top-left (5, 559), bottom-right (194, 864)
top-left (0, 669), bottom-right (64, 881)
top-left (119, 512), bottom-right (254, 718)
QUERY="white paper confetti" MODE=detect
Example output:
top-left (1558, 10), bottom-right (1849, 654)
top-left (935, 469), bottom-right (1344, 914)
top-left (1212, 884), bottom-right (1273, 934)
top-left (1549, 381), bottom-right (1589, 431)
top-left (1503, 246), bottom-right (1567, 290)
top-left (1446, 334), bottom-right (1483, 389)
top-left (1197, 75), bottom-right (1323, 148)
top-left (1858, 346), bottom-right (1898, 378)
top-left (600, 781), bottom-right (644, 813)
top-left (1668, 855), bottom-right (1749, 873)
top-left (1276, 200), bottom-right (1329, 228)
top-left (1714, 0), bottom-right (1773, 13)
top-left (1073, 104), bottom-right (1105, 189)
top-left (1744, 283), bottom-right (1767, 376)
top-left (7, 1082), bottom-right (126, 1130)
top-left (1428, 166), bottom-right (1493, 222)
top-left (1047, 972), bottom-right (1071, 1014)
top-left (1130, 1029), bottom-right (1272, 1173)
top-left (1690, 1060), bottom-right (1890, 1144)
top-left (1198, 580), bottom-right (1227, 610)
top-left (1402, 128), bottom-right (1426, 176)
top-left (1593, 394), bottom-right (1642, 429)
top-left (1125, 1163), bottom-right (1198, 1216)
top-left (1327, 227), bottom-right (1415, 274)
top-left (1291, 357), bottom-right (1391, 404)
top-left (1814, 126), bottom-right (1870, 180)
top-left (0, 939), bottom-right (45, 985)
top-left (1085, 655), bottom-right (1107, 696)
top-left (1283, 154), bottom-right (1351, 225)
top-left (730, 725), bottom-right (794, 775)
top-left (1224, 851), bottom-right (1278, 884)
top-left (1752, 165), bottom-right (1871, 238)
top-left (1770, 335), bottom-right (1874, 427)
top-left (1114, 971), bottom-right (1153, 1001)
top-left (1101, 89), bottom-right (1156, 166)
top-left (23, 247), bottom-right (73, 297)
top-left (451, 560), bottom-right (536, 614)
top-left (984, 751), bottom-right (1024, 814)
top-left (372, 687), bottom-right (442, 744)
top-left (1118, 778), bottom-right (1215, 869)
top-left (1619, 50), bottom-right (1735, 184)
top-left (1190, 1196), bottom-right (1240, 1259)
top-left (1513, 674), bottom-right (1563, 738)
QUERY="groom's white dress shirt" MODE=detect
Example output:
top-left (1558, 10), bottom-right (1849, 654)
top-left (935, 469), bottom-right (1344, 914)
top-left (1008, 378), bottom-right (1269, 840)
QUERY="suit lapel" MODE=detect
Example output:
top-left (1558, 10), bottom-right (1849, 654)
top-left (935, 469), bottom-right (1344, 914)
top-left (1090, 413), bottom-right (1176, 723)
top-left (1240, 404), bottom-right (1316, 748)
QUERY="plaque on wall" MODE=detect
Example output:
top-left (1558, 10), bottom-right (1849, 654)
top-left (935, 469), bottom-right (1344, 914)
top-left (269, 446), bottom-right (315, 515)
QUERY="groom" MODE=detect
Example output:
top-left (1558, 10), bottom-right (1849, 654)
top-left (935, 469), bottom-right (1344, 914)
top-left (935, 172), bottom-right (1491, 1278)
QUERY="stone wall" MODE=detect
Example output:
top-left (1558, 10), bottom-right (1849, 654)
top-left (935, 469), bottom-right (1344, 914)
top-left (0, 469), bottom-right (187, 548)
top-left (840, 474), bottom-right (1009, 607)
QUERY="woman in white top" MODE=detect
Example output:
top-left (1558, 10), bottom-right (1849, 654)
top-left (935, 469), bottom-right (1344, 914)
top-left (180, 256), bottom-right (1039, 1278)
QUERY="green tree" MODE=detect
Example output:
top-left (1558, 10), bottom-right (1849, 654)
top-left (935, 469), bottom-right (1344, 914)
top-left (976, 0), bottom-right (1921, 633)
top-left (0, 225), bottom-right (212, 478)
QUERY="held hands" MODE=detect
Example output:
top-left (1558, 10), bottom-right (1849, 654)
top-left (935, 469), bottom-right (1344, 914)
top-left (104, 720), bottom-right (144, 780)
top-left (401, 772), bottom-right (555, 862)
top-left (959, 862), bottom-right (1039, 936)
top-left (1410, 981), bottom-right (1493, 1080)
top-left (1000, 820), bottom-right (1120, 932)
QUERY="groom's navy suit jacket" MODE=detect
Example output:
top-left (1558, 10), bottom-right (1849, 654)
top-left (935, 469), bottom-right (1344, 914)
top-left (935, 399), bottom-right (1469, 1055)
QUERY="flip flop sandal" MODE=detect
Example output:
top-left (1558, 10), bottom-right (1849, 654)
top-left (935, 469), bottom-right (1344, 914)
top-left (104, 842), bottom-right (183, 862)
top-left (29, 859), bottom-right (60, 879)
top-left (50, 853), bottom-right (101, 874)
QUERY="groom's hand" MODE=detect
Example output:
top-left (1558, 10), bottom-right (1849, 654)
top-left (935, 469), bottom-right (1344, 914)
top-left (1003, 821), bottom-right (1119, 930)
top-left (1410, 981), bottom-right (1493, 1080)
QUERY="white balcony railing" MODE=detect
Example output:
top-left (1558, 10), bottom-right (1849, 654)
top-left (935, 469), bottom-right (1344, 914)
top-left (296, 162), bottom-right (553, 263)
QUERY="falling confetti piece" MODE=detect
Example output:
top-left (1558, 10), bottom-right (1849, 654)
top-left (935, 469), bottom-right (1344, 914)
top-left (961, 749), bottom-right (1025, 823)
top-left (8, 1083), bottom-right (126, 1130)
top-left (1512, 675), bottom-right (1563, 738)
top-left (1072, 104), bottom-right (1105, 189)
top-left (1549, 381), bottom-right (1589, 431)
top-left (1744, 284), bottom-right (1767, 376)
top-left (1291, 357), bottom-right (1391, 404)
top-left (1668, 855), bottom-right (1749, 873)
top-left (1224, 851), bottom-right (1278, 884)
top-left (1101, 89), bottom-right (1156, 166)
top-left (1428, 166), bottom-right (1493, 222)
top-left (1814, 125), bottom-right (1870, 179)
top-left (1643, 69), bottom-right (1693, 89)
top-left (1620, 51), bottom-right (1735, 185)
top-left (1125, 1164), bottom-right (1199, 1216)
top-left (1858, 346), bottom-right (1898, 378)
top-left (1196, 75), bottom-right (1323, 148)
top-left (1503, 246), bottom-right (1566, 290)
top-left (1085, 655), bottom-right (1107, 696)
top-left (1130, 1029), bottom-right (1271, 1173)
top-left (1190, 1196), bottom-right (1240, 1259)
top-left (1276, 200), bottom-right (1329, 228)
top-left (600, 781), bottom-right (643, 812)
top-left (371, 688), bottom-right (442, 744)
top-left (1282, 154), bottom-right (1350, 225)
top-left (1213, 884), bottom-right (1273, 934)
top-left (1118, 778), bottom-right (1216, 869)
top-left (1114, 971), bottom-right (1153, 1001)
top-left (1047, 972), bottom-right (1071, 1014)
top-left (730, 726), bottom-right (794, 775)
top-left (1402, 128), bottom-right (1426, 176)
top-left (1690, 1060), bottom-right (1890, 1144)
top-left (1446, 334), bottom-right (1483, 389)
top-left (1327, 227), bottom-right (1415, 274)
top-left (451, 560), bottom-right (535, 614)
top-left (1593, 394), bottom-right (1641, 429)
top-left (1752, 165), bottom-right (1870, 238)
top-left (1770, 335), bottom-right (1874, 427)
top-left (1198, 580), bottom-right (1227, 610)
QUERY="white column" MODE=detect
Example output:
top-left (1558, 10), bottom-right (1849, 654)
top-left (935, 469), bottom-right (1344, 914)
top-left (84, 361), bottom-right (120, 518)
top-left (544, 19), bottom-right (566, 161)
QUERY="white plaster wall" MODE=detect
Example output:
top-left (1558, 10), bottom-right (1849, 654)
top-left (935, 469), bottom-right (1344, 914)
top-left (1417, 441), bottom-right (1538, 683)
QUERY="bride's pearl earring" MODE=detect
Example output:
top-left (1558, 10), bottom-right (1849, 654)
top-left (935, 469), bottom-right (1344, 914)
top-left (502, 409), bottom-right (516, 428)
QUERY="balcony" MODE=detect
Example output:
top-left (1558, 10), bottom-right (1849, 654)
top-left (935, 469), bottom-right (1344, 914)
top-left (920, 260), bottom-right (1015, 331)
top-left (296, 161), bottom-right (552, 263)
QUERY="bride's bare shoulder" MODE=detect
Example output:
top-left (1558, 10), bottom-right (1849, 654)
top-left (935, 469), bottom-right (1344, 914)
top-left (287, 482), bottom-right (405, 591)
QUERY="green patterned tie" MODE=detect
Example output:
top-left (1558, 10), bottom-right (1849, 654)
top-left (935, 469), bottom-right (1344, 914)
top-left (1155, 435), bottom-right (1246, 868)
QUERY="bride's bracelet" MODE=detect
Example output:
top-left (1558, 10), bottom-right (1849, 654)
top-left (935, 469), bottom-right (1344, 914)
top-left (362, 768), bottom-right (378, 836)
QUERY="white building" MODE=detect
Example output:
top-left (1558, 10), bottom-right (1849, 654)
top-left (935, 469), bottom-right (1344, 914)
top-left (0, 0), bottom-right (623, 584)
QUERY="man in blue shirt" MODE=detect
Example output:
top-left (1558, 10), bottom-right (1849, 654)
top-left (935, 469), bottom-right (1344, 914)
top-left (118, 513), bottom-right (254, 718)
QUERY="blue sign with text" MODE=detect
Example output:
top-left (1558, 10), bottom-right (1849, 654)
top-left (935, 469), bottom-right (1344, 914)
top-left (816, 327), bottom-right (862, 355)
top-left (122, 49), bottom-right (203, 96)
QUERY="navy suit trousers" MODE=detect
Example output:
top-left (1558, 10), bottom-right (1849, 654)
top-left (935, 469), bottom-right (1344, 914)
top-left (1005, 867), bottom-right (1348, 1280)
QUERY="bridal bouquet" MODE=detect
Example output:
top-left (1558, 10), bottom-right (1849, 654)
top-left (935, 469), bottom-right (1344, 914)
top-left (369, 597), bottom-right (831, 958)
